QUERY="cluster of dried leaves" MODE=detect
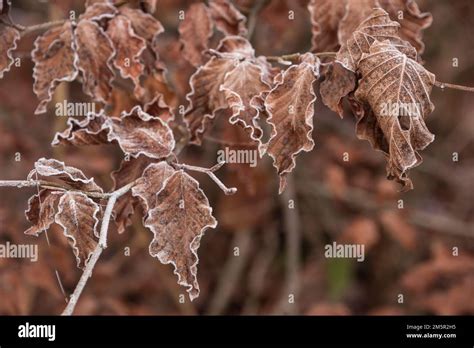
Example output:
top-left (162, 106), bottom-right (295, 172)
top-left (0, 0), bottom-right (458, 304)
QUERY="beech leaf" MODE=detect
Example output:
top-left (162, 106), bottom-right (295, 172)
top-left (131, 161), bottom-right (175, 213)
top-left (51, 111), bottom-right (108, 147)
top-left (307, 0), bottom-right (345, 52)
top-left (144, 170), bottom-right (217, 300)
top-left (105, 106), bottom-right (175, 159)
top-left (75, 19), bottom-right (115, 103)
top-left (178, 3), bottom-right (213, 67)
top-left (79, 2), bottom-right (117, 21)
top-left (24, 190), bottom-right (62, 236)
top-left (28, 158), bottom-right (103, 193)
top-left (354, 40), bottom-right (435, 189)
top-left (0, 25), bottom-right (20, 79)
top-left (184, 36), bottom-right (261, 145)
top-left (208, 0), bottom-right (248, 36)
top-left (55, 192), bottom-right (101, 269)
top-left (119, 7), bottom-right (164, 44)
top-left (106, 15), bottom-right (147, 94)
top-left (261, 53), bottom-right (319, 194)
top-left (32, 21), bottom-right (78, 114)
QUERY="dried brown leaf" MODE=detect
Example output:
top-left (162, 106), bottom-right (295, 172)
top-left (24, 190), bottom-right (62, 236)
top-left (261, 53), bottom-right (319, 193)
top-left (32, 21), bottom-right (78, 114)
top-left (106, 15), bottom-right (147, 94)
top-left (75, 19), bottom-right (115, 103)
top-left (55, 192), bottom-right (100, 269)
top-left (80, 1), bottom-right (117, 21)
top-left (184, 36), bottom-right (258, 145)
top-left (307, 0), bottom-right (345, 52)
top-left (52, 111), bottom-right (108, 146)
top-left (131, 161), bottom-right (175, 212)
top-left (208, 0), bottom-right (248, 36)
top-left (144, 170), bottom-right (217, 300)
top-left (119, 7), bottom-right (164, 44)
top-left (105, 106), bottom-right (175, 159)
top-left (28, 158), bottom-right (103, 193)
top-left (354, 40), bottom-right (435, 189)
top-left (111, 156), bottom-right (154, 233)
top-left (0, 25), bottom-right (19, 79)
top-left (178, 3), bottom-right (213, 67)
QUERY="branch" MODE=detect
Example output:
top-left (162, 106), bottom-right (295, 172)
top-left (246, 0), bottom-right (269, 41)
top-left (266, 52), bottom-right (336, 64)
top-left (61, 181), bottom-right (135, 316)
top-left (0, 179), bottom-right (111, 199)
top-left (172, 162), bottom-right (237, 195)
top-left (435, 80), bottom-right (474, 93)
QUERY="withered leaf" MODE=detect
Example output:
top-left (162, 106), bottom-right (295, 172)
top-left (55, 192), bottom-right (100, 269)
top-left (208, 0), bottom-right (248, 36)
top-left (178, 3), bottom-right (213, 67)
top-left (337, 8), bottom-right (417, 72)
top-left (111, 156), bottom-right (154, 233)
top-left (106, 15), bottom-right (147, 94)
top-left (378, 0), bottom-right (432, 54)
top-left (131, 161), bottom-right (175, 212)
top-left (220, 59), bottom-right (272, 144)
top-left (307, 0), bottom-right (345, 52)
top-left (144, 170), bottom-right (217, 300)
top-left (0, 0), bottom-right (11, 15)
top-left (75, 19), bottom-right (115, 103)
top-left (52, 111), bottom-right (108, 146)
top-left (32, 21), bottom-right (78, 114)
top-left (24, 190), bottom-right (62, 236)
top-left (354, 40), bottom-right (435, 189)
top-left (28, 157), bottom-right (103, 193)
top-left (184, 36), bottom-right (259, 145)
top-left (80, 1), bottom-right (117, 21)
top-left (321, 8), bottom-right (417, 116)
top-left (261, 53), bottom-right (319, 193)
top-left (119, 7), bottom-right (164, 44)
top-left (0, 25), bottom-right (19, 79)
top-left (105, 106), bottom-right (175, 159)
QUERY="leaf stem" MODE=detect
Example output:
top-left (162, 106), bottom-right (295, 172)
top-left (266, 52), bottom-right (336, 63)
top-left (172, 162), bottom-right (237, 195)
top-left (435, 80), bottom-right (474, 93)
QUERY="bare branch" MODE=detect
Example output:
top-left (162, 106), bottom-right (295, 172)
top-left (61, 181), bottom-right (135, 316)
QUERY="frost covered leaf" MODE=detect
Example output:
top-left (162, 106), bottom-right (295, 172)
top-left (0, 0), bottom-right (11, 14)
top-left (144, 170), bottom-right (217, 300)
top-left (111, 156), bottom-right (154, 234)
top-left (378, 0), bottom-right (432, 54)
top-left (106, 15), bottom-right (146, 94)
top-left (79, 1), bottom-right (117, 21)
top-left (119, 7), bottom-right (163, 44)
top-left (208, 0), bottom-right (248, 36)
top-left (55, 192), bottom-right (100, 269)
top-left (321, 8), bottom-right (417, 116)
top-left (178, 3), bottom-right (213, 67)
top-left (261, 53), bottom-right (319, 194)
top-left (29, 158), bottom-right (103, 193)
top-left (131, 161), bottom-right (175, 213)
top-left (0, 25), bottom-right (19, 79)
top-left (307, 0), bottom-right (345, 52)
top-left (337, 8), bottom-right (417, 72)
top-left (24, 190), bottom-right (62, 236)
top-left (75, 19), bottom-right (115, 103)
top-left (320, 62), bottom-right (356, 117)
top-left (32, 21), bottom-right (78, 114)
top-left (184, 36), bottom-right (259, 145)
top-left (105, 106), bottom-right (175, 159)
top-left (220, 59), bottom-right (272, 143)
top-left (52, 112), bottom-right (108, 146)
top-left (354, 40), bottom-right (435, 189)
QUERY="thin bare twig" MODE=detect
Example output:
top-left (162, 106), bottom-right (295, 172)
top-left (246, 0), bottom-right (269, 41)
top-left (61, 181), bottom-right (135, 316)
top-left (172, 162), bottom-right (237, 195)
top-left (435, 80), bottom-right (474, 93)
